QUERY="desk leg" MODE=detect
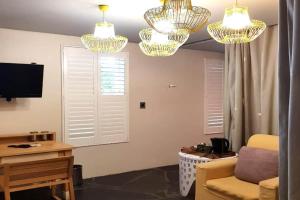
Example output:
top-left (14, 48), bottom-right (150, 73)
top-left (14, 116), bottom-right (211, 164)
top-left (68, 179), bottom-right (75, 200)
top-left (59, 150), bottom-right (73, 200)
top-left (3, 166), bottom-right (10, 200)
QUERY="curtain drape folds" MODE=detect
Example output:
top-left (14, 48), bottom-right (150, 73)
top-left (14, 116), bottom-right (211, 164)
top-left (224, 26), bottom-right (278, 152)
top-left (279, 0), bottom-right (300, 199)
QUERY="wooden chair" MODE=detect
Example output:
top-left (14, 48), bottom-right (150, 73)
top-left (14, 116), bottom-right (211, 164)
top-left (0, 156), bottom-right (75, 200)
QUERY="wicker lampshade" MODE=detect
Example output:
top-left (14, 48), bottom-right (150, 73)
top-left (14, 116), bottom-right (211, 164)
top-left (144, 0), bottom-right (211, 33)
top-left (81, 5), bottom-right (128, 53)
top-left (139, 42), bottom-right (179, 57)
top-left (139, 28), bottom-right (182, 57)
top-left (207, 5), bottom-right (266, 44)
top-left (139, 28), bottom-right (190, 46)
top-left (81, 34), bottom-right (128, 53)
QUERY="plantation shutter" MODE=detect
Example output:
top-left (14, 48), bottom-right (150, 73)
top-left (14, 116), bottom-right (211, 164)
top-left (98, 53), bottom-right (129, 144)
top-left (63, 47), bottom-right (98, 146)
top-left (204, 59), bottom-right (224, 134)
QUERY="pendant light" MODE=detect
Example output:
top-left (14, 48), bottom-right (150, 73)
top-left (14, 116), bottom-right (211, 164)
top-left (144, 0), bottom-right (211, 34)
top-left (139, 28), bottom-right (189, 57)
top-left (207, 0), bottom-right (266, 44)
top-left (81, 5), bottom-right (128, 53)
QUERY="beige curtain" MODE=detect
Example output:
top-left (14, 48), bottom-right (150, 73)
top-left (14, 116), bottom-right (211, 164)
top-left (224, 26), bottom-right (278, 151)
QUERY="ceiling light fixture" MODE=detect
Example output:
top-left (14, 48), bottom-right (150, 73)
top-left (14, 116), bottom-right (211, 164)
top-left (207, 0), bottom-right (266, 44)
top-left (144, 0), bottom-right (211, 34)
top-left (81, 5), bottom-right (128, 53)
top-left (139, 28), bottom-right (189, 57)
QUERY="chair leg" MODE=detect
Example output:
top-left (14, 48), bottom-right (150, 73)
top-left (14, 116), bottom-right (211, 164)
top-left (51, 185), bottom-right (62, 200)
top-left (63, 183), bottom-right (70, 200)
top-left (51, 185), bottom-right (56, 197)
top-left (4, 189), bottom-right (10, 200)
top-left (68, 179), bottom-right (75, 200)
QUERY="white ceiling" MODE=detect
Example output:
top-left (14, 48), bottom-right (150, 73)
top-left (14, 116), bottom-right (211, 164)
top-left (0, 0), bottom-right (278, 52)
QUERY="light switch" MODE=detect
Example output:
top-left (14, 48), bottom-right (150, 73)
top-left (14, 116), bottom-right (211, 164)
top-left (140, 102), bottom-right (146, 109)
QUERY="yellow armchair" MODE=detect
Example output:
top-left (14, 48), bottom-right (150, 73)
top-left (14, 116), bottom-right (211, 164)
top-left (195, 134), bottom-right (279, 200)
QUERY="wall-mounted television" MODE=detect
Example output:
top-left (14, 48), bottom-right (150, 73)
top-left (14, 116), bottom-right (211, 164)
top-left (0, 63), bottom-right (44, 101)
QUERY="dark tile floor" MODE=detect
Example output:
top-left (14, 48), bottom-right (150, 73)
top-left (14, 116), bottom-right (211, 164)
top-left (0, 165), bottom-right (195, 200)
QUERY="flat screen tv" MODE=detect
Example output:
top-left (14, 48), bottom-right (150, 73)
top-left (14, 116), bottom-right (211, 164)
top-left (0, 63), bottom-right (44, 101)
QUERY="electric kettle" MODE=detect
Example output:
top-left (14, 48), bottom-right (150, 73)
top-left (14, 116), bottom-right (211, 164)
top-left (210, 138), bottom-right (230, 154)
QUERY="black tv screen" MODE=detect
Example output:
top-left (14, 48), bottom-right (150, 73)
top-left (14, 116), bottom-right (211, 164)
top-left (0, 63), bottom-right (44, 99)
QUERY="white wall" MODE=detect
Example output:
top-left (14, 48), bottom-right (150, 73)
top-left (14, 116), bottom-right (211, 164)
top-left (0, 28), bottom-right (224, 178)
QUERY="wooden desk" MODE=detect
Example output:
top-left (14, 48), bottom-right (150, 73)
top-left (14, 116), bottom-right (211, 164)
top-left (0, 141), bottom-right (73, 164)
top-left (0, 133), bottom-right (73, 199)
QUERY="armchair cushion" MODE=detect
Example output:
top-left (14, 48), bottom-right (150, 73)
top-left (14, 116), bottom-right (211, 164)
top-left (235, 146), bottom-right (278, 184)
top-left (206, 176), bottom-right (259, 200)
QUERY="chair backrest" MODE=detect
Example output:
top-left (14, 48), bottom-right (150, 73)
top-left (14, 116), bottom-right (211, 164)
top-left (3, 156), bottom-right (74, 188)
top-left (247, 134), bottom-right (279, 151)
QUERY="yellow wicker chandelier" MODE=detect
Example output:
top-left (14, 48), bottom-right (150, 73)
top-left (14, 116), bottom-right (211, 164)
top-left (144, 0), bottom-right (211, 33)
top-left (207, 1), bottom-right (266, 44)
top-left (81, 5), bottom-right (128, 53)
top-left (139, 28), bottom-right (189, 57)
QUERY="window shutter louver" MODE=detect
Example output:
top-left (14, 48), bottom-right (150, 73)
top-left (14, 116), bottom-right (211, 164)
top-left (204, 59), bottom-right (224, 134)
top-left (63, 47), bottom-right (98, 146)
top-left (98, 54), bottom-right (129, 144)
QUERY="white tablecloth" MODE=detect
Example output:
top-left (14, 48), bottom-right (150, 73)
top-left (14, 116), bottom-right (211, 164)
top-left (178, 152), bottom-right (212, 196)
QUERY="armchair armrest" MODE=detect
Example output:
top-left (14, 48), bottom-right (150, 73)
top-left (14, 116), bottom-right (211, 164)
top-left (259, 177), bottom-right (279, 200)
top-left (196, 158), bottom-right (237, 183)
top-left (195, 158), bottom-right (237, 200)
